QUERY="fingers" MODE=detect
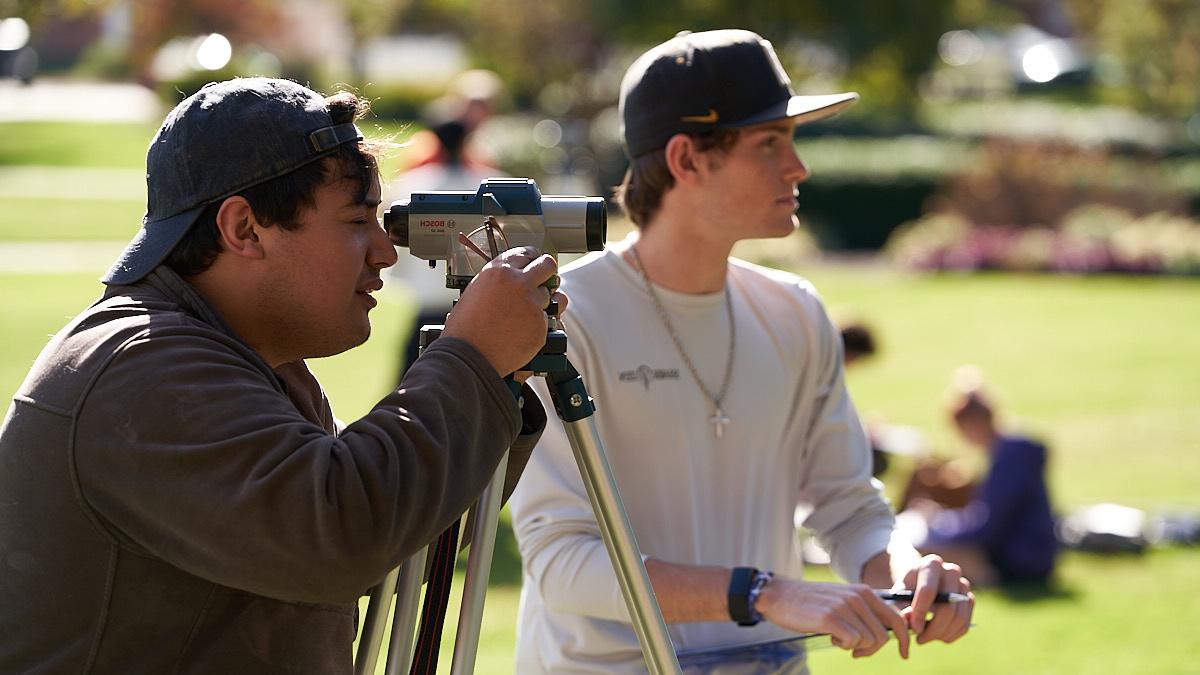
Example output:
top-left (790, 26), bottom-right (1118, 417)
top-left (915, 561), bottom-right (957, 643)
top-left (489, 246), bottom-right (557, 283)
top-left (488, 247), bottom-right (560, 311)
top-left (944, 577), bottom-right (974, 642)
top-left (903, 556), bottom-right (976, 646)
top-left (830, 586), bottom-right (907, 659)
top-left (522, 254), bottom-right (558, 284)
top-left (758, 579), bottom-right (911, 659)
top-left (828, 617), bottom-right (862, 653)
top-left (487, 245), bottom-right (540, 267)
top-left (859, 587), bottom-right (910, 659)
top-left (845, 589), bottom-right (891, 657)
top-left (908, 554), bottom-right (943, 635)
top-left (920, 570), bottom-right (973, 644)
top-left (876, 595), bottom-right (912, 659)
top-left (442, 246), bottom-right (559, 377)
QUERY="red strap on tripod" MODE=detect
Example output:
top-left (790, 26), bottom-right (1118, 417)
top-left (408, 517), bottom-right (461, 675)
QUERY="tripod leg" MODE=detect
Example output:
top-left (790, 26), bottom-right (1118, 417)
top-left (382, 546), bottom-right (429, 675)
top-left (560, 417), bottom-right (682, 675)
top-left (449, 452), bottom-right (510, 675)
top-left (542, 363), bottom-right (682, 675)
top-left (356, 566), bottom-right (401, 675)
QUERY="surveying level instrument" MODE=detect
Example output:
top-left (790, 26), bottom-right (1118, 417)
top-left (354, 180), bottom-right (683, 674)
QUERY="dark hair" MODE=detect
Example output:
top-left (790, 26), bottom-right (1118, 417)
top-left (431, 119), bottom-right (468, 166)
top-left (614, 129), bottom-right (740, 227)
top-left (840, 323), bottom-right (877, 360)
top-left (165, 92), bottom-right (379, 277)
top-left (952, 390), bottom-right (994, 424)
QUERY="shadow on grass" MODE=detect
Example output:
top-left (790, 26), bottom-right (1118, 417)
top-left (996, 579), bottom-right (1078, 603)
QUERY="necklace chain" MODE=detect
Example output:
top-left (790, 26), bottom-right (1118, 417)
top-left (629, 244), bottom-right (735, 438)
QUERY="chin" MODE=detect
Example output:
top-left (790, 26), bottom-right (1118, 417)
top-left (346, 323), bottom-right (372, 351)
top-left (315, 325), bottom-right (372, 359)
top-left (763, 219), bottom-right (798, 238)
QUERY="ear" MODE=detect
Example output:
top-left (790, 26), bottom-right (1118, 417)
top-left (214, 196), bottom-right (266, 260)
top-left (663, 133), bottom-right (705, 187)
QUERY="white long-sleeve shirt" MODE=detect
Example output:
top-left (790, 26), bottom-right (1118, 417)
top-left (509, 245), bottom-right (896, 673)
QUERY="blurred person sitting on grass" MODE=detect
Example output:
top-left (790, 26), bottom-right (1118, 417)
top-left (840, 321), bottom-right (877, 367)
top-left (899, 367), bottom-right (1059, 587)
top-left (0, 77), bottom-right (564, 673)
top-left (510, 29), bottom-right (973, 674)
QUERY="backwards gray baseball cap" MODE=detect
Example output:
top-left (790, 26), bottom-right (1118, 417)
top-left (619, 29), bottom-right (858, 158)
top-left (102, 77), bottom-right (363, 285)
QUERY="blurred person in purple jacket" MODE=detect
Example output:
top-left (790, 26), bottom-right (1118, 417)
top-left (901, 368), bottom-right (1058, 587)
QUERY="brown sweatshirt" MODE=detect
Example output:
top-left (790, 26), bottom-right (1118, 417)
top-left (0, 266), bottom-right (543, 674)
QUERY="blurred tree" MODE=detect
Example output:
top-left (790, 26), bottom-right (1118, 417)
top-left (1068, 0), bottom-right (1200, 119)
top-left (125, 0), bottom-right (282, 85)
top-left (344, 0), bottom-right (411, 83)
top-left (1, 0), bottom-right (100, 26)
top-left (436, 0), bottom-right (605, 111)
top-left (997, 0), bottom-right (1077, 37)
top-left (414, 0), bottom-right (957, 121)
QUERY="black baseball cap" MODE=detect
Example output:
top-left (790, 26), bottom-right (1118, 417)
top-left (619, 29), bottom-right (858, 158)
top-left (102, 77), bottom-right (363, 285)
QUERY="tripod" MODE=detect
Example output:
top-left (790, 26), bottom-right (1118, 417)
top-left (353, 316), bottom-right (683, 675)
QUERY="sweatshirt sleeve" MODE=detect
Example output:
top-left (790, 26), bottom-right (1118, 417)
top-left (74, 331), bottom-right (525, 604)
top-left (794, 294), bottom-right (895, 584)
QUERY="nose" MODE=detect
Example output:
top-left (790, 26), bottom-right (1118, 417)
top-left (369, 218), bottom-right (399, 270)
top-left (785, 146), bottom-right (810, 185)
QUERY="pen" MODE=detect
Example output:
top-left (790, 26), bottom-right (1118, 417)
top-left (875, 589), bottom-right (970, 604)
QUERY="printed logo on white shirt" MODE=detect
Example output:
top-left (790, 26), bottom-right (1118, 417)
top-left (617, 365), bottom-right (680, 391)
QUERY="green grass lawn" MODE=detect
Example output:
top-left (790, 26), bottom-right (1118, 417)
top-left (0, 120), bottom-right (414, 243)
top-left (0, 197), bottom-right (144, 241)
top-left (5, 268), bottom-right (1198, 674)
top-left (0, 121), bottom-right (156, 168)
top-left (4, 121), bottom-right (1199, 673)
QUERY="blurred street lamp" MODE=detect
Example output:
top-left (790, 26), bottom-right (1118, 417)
top-left (1008, 26), bottom-right (1088, 86)
top-left (532, 119), bottom-right (563, 149)
top-left (0, 16), bottom-right (36, 84)
top-left (1021, 43), bottom-right (1062, 83)
top-left (195, 33), bottom-right (232, 71)
top-left (938, 30), bottom-right (984, 67)
top-left (0, 17), bottom-right (31, 51)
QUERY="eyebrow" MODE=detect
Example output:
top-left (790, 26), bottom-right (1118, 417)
top-left (340, 196), bottom-right (382, 210)
top-left (755, 121), bottom-right (795, 135)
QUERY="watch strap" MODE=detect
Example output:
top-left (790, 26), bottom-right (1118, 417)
top-left (728, 567), bottom-right (761, 626)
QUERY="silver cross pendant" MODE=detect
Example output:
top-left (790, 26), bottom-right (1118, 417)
top-left (710, 406), bottom-right (730, 439)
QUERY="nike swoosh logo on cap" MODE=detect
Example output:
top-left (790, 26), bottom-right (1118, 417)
top-left (680, 108), bottom-right (719, 123)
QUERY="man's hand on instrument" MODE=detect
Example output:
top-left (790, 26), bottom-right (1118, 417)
top-left (442, 246), bottom-right (567, 378)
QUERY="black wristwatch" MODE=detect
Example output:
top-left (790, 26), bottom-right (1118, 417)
top-left (728, 567), bottom-right (773, 626)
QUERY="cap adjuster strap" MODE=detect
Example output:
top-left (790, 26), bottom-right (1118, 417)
top-left (308, 123), bottom-right (363, 153)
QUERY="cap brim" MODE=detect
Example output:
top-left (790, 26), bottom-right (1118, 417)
top-left (101, 204), bottom-right (206, 285)
top-left (725, 92), bottom-right (859, 129)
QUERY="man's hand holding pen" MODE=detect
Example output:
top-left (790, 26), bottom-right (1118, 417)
top-left (894, 553), bottom-right (975, 646)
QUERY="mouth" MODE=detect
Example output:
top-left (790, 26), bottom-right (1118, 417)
top-left (357, 279), bottom-right (383, 308)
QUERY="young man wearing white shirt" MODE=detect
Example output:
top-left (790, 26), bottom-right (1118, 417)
top-left (510, 29), bottom-right (974, 673)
